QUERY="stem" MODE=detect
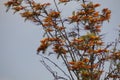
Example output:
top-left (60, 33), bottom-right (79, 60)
top-left (53, 0), bottom-right (77, 61)
top-left (40, 54), bottom-right (71, 79)
top-left (61, 54), bottom-right (74, 80)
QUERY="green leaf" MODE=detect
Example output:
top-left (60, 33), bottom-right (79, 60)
top-left (72, 11), bottom-right (75, 16)
top-left (58, 2), bottom-right (62, 5)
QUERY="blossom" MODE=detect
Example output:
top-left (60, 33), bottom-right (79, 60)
top-left (93, 3), bottom-right (101, 8)
top-left (53, 44), bottom-right (67, 54)
top-left (21, 11), bottom-right (33, 18)
top-left (13, 6), bottom-right (25, 12)
top-left (4, 0), bottom-right (21, 7)
top-left (59, 0), bottom-right (70, 3)
top-left (68, 15), bottom-right (80, 22)
top-left (82, 58), bottom-right (89, 63)
top-left (48, 11), bottom-right (60, 18)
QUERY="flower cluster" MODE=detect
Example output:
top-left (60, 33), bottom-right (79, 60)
top-left (81, 70), bottom-right (103, 80)
top-left (48, 11), bottom-right (60, 18)
top-left (43, 11), bottom-right (60, 27)
top-left (68, 59), bottom-right (103, 80)
top-left (70, 33), bottom-right (108, 54)
top-left (59, 0), bottom-right (70, 3)
top-left (109, 51), bottom-right (120, 60)
top-left (5, 0), bottom-right (51, 22)
top-left (68, 2), bottom-right (111, 33)
top-left (68, 58), bottom-right (97, 70)
top-left (4, 0), bottom-right (22, 7)
top-left (37, 37), bottom-right (67, 55)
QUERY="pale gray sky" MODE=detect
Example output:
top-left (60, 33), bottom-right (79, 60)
top-left (0, 0), bottom-right (120, 80)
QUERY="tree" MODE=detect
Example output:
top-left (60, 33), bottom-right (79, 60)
top-left (4, 0), bottom-right (120, 80)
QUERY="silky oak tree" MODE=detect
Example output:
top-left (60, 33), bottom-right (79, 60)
top-left (5, 0), bottom-right (120, 80)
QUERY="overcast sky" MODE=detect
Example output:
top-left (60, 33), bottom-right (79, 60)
top-left (0, 0), bottom-right (120, 80)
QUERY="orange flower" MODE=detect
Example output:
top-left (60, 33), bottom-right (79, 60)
top-left (87, 49), bottom-right (93, 53)
top-left (109, 74), bottom-right (120, 78)
top-left (87, 9), bottom-right (95, 14)
top-left (96, 40), bottom-right (103, 45)
top-left (83, 64), bottom-right (98, 69)
top-left (68, 61), bottom-right (75, 65)
top-left (33, 3), bottom-right (42, 10)
top-left (90, 35), bottom-right (99, 40)
top-left (81, 71), bottom-right (90, 77)
top-left (110, 52), bottom-right (120, 60)
top-left (4, 0), bottom-right (21, 7)
top-left (74, 38), bottom-right (84, 43)
top-left (88, 41), bottom-right (94, 46)
top-left (4, 1), bottom-right (13, 6)
top-left (45, 28), bottom-right (53, 32)
top-left (21, 11), bottom-right (33, 18)
top-left (59, 0), bottom-right (70, 2)
top-left (92, 63), bottom-right (98, 68)
top-left (81, 4), bottom-right (87, 8)
top-left (93, 12), bottom-right (99, 17)
top-left (102, 8), bottom-right (111, 20)
top-left (102, 8), bottom-right (109, 13)
top-left (37, 42), bottom-right (50, 54)
top-left (53, 44), bottom-right (67, 54)
top-left (32, 2), bottom-right (50, 10)
top-left (43, 22), bottom-right (55, 27)
top-left (93, 3), bottom-right (101, 8)
top-left (81, 16), bottom-right (88, 20)
top-left (96, 28), bottom-right (101, 32)
top-left (42, 3), bottom-right (51, 7)
top-left (84, 25), bottom-right (91, 30)
top-left (83, 58), bottom-right (89, 63)
top-left (48, 11), bottom-right (60, 18)
top-left (69, 61), bottom-right (86, 70)
top-left (43, 17), bottom-right (53, 22)
top-left (94, 49), bottom-right (102, 53)
top-left (95, 25), bottom-right (101, 29)
top-left (13, 6), bottom-right (25, 12)
top-left (78, 61), bottom-right (85, 65)
top-left (94, 49), bottom-right (109, 54)
top-left (69, 15), bottom-right (79, 22)
top-left (40, 37), bottom-right (49, 43)
top-left (105, 13), bottom-right (111, 20)
top-left (77, 11), bottom-right (86, 15)
top-left (54, 26), bottom-right (65, 31)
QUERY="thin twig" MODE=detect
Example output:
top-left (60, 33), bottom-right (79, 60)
top-left (40, 54), bottom-right (71, 79)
